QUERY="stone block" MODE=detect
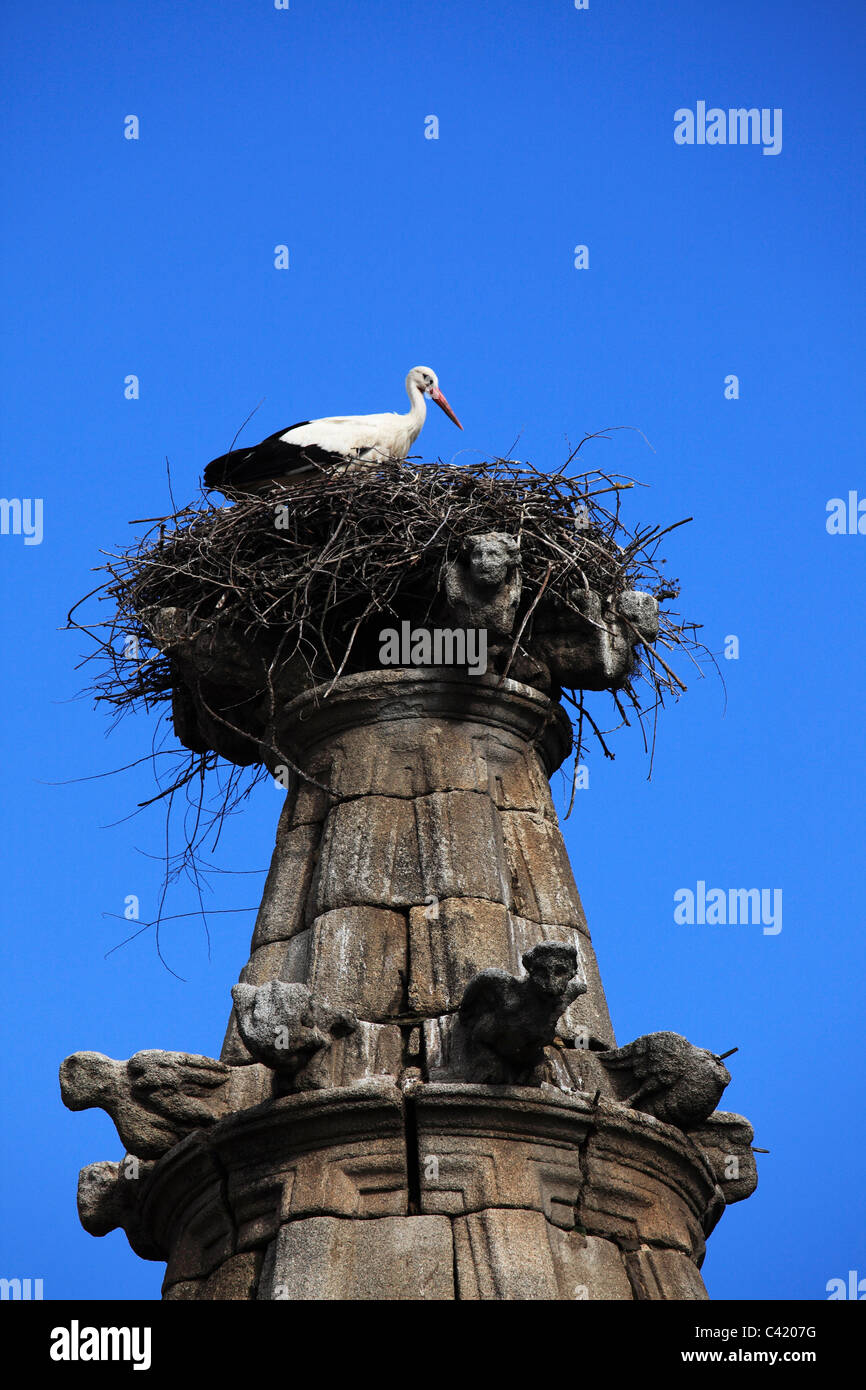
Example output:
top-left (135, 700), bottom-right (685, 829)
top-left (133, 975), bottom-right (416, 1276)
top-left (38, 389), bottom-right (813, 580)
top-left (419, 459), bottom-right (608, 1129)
top-left (286, 775), bottom-right (332, 828)
top-left (416, 1119), bottom-right (584, 1225)
top-left (414, 791), bottom-right (511, 904)
top-left (307, 907), bottom-right (407, 1021)
top-left (305, 726), bottom-right (424, 799)
top-left (324, 1022), bottom-right (404, 1087)
top-left (151, 1145), bottom-right (236, 1285)
top-left (408, 897), bottom-right (512, 1014)
top-left (547, 1045), bottom-right (615, 1099)
top-left (162, 1249), bottom-right (265, 1301)
top-left (224, 1063), bottom-right (275, 1112)
top-left (214, 1083), bottom-right (409, 1245)
top-left (577, 1103), bottom-right (716, 1260)
top-left (500, 810), bottom-right (588, 931)
top-left (453, 1208), bottom-right (633, 1300)
top-left (415, 1083), bottom-right (593, 1227)
top-left (203, 1250), bottom-right (264, 1301)
top-left (626, 1247), bottom-right (708, 1300)
top-left (162, 1278), bottom-right (204, 1300)
top-left (479, 730), bottom-right (557, 819)
top-left (250, 822), bottom-right (321, 947)
top-left (311, 796), bottom-right (423, 913)
top-left (241, 935), bottom-right (313, 986)
top-left (258, 1215), bottom-right (454, 1300)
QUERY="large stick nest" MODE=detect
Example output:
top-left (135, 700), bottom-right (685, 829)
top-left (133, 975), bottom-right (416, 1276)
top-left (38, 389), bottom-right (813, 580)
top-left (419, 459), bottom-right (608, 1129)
top-left (68, 455), bottom-right (712, 886)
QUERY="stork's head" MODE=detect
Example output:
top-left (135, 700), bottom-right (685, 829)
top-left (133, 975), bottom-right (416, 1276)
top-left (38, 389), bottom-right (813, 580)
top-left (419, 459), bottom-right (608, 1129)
top-left (407, 366), bottom-right (463, 429)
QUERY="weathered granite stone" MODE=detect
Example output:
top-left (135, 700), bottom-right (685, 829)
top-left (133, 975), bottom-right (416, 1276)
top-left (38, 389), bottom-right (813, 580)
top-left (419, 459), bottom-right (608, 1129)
top-left (284, 773), bottom-right (331, 829)
top-left (453, 1208), bottom-right (633, 1300)
top-left (221, 937), bottom-right (313, 1061)
top-left (481, 730), bottom-right (558, 819)
top-left (450, 943), bottom-right (587, 1085)
top-left (164, 1249), bottom-right (264, 1301)
top-left (150, 1139), bottom-right (237, 1284)
top-left (617, 589), bottom-right (660, 642)
top-left (547, 1043), bottom-right (617, 1099)
top-left (415, 1083), bottom-right (591, 1223)
top-left (310, 796), bottom-right (422, 913)
top-left (688, 1111), bottom-right (759, 1203)
top-left (408, 901), bottom-right (613, 1052)
top-left (162, 1278), bottom-right (204, 1300)
top-left (625, 1247), bottom-right (708, 1300)
top-left (598, 1031), bottom-right (732, 1129)
top-left (76, 1159), bottom-right (161, 1261)
top-left (259, 1215), bottom-right (454, 1300)
top-left (137, 1082), bottom-right (408, 1266)
top-left (414, 790), bottom-right (512, 904)
top-left (532, 589), bottom-right (659, 693)
top-left (237, 935), bottom-right (313, 987)
top-left (442, 532), bottom-right (522, 635)
top-left (500, 809), bottom-right (588, 931)
top-left (250, 820), bottom-right (321, 947)
top-left (408, 897), bottom-right (512, 1015)
top-left (231, 981), bottom-right (357, 1088)
top-left (577, 1100), bottom-right (717, 1260)
top-left (60, 1050), bottom-right (234, 1159)
top-left (306, 906), bottom-right (407, 1021)
top-left (63, 657), bottom-right (757, 1300)
top-left (231, 980), bottom-right (402, 1088)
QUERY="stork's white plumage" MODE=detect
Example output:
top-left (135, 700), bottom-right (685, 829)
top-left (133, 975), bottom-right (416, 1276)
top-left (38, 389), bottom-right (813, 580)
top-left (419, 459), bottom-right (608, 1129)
top-left (203, 366), bottom-right (462, 493)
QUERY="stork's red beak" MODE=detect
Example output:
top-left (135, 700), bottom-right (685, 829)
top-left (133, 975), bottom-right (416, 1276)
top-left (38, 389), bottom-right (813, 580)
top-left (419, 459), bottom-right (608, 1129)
top-left (431, 386), bottom-right (463, 430)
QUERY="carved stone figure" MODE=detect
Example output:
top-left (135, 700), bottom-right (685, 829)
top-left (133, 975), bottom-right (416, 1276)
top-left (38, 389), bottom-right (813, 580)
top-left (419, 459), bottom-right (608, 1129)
top-left (59, 1050), bottom-right (234, 1159)
top-left (597, 1031), bottom-right (732, 1129)
top-left (231, 980), bottom-right (357, 1090)
top-left (453, 942), bottom-right (587, 1085)
top-left (688, 1111), bottom-right (759, 1203)
top-left (442, 532), bottom-right (522, 634)
top-left (76, 1159), bottom-right (161, 1259)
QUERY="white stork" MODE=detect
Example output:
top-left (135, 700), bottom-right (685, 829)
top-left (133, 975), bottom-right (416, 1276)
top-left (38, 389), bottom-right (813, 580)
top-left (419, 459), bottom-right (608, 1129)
top-left (203, 365), bottom-right (462, 493)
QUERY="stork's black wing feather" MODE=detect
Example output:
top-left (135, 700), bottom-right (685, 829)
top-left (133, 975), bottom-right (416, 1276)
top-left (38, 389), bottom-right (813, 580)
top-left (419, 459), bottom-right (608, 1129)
top-left (203, 422), bottom-right (346, 489)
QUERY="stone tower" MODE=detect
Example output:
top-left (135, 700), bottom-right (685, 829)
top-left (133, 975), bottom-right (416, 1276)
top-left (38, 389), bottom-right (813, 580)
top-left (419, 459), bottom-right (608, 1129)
top-left (61, 487), bottom-right (757, 1300)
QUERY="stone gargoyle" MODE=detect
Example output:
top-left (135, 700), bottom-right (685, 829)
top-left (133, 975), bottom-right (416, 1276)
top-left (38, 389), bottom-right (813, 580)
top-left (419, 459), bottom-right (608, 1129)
top-left (59, 1049), bottom-right (241, 1159)
top-left (76, 1158), bottom-right (161, 1260)
top-left (58, 1045), bottom-right (273, 1156)
top-left (442, 532), bottom-right (522, 635)
top-left (597, 1031), bottom-right (734, 1130)
top-left (531, 587), bottom-right (660, 692)
top-left (687, 1111), bottom-right (759, 1204)
top-left (451, 942), bottom-right (587, 1085)
top-left (231, 980), bottom-right (357, 1091)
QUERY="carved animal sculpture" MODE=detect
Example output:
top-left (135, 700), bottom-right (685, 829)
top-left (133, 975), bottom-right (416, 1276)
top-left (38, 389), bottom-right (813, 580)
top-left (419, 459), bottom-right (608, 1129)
top-left (59, 1050), bottom-right (232, 1159)
top-left (597, 1031), bottom-right (732, 1129)
top-left (455, 942), bottom-right (587, 1085)
top-left (231, 980), bottom-right (357, 1090)
top-left (442, 531), bottom-right (522, 635)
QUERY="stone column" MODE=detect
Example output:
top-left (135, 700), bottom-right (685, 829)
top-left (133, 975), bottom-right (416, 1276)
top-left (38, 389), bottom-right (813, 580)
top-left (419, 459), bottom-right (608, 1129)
top-left (220, 668), bottom-right (615, 1071)
top-left (61, 560), bottom-right (757, 1299)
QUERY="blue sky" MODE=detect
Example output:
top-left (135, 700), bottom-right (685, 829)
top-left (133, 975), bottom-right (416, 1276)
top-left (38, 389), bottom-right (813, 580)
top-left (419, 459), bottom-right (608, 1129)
top-left (1, 0), bottom-right (864, 1301)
